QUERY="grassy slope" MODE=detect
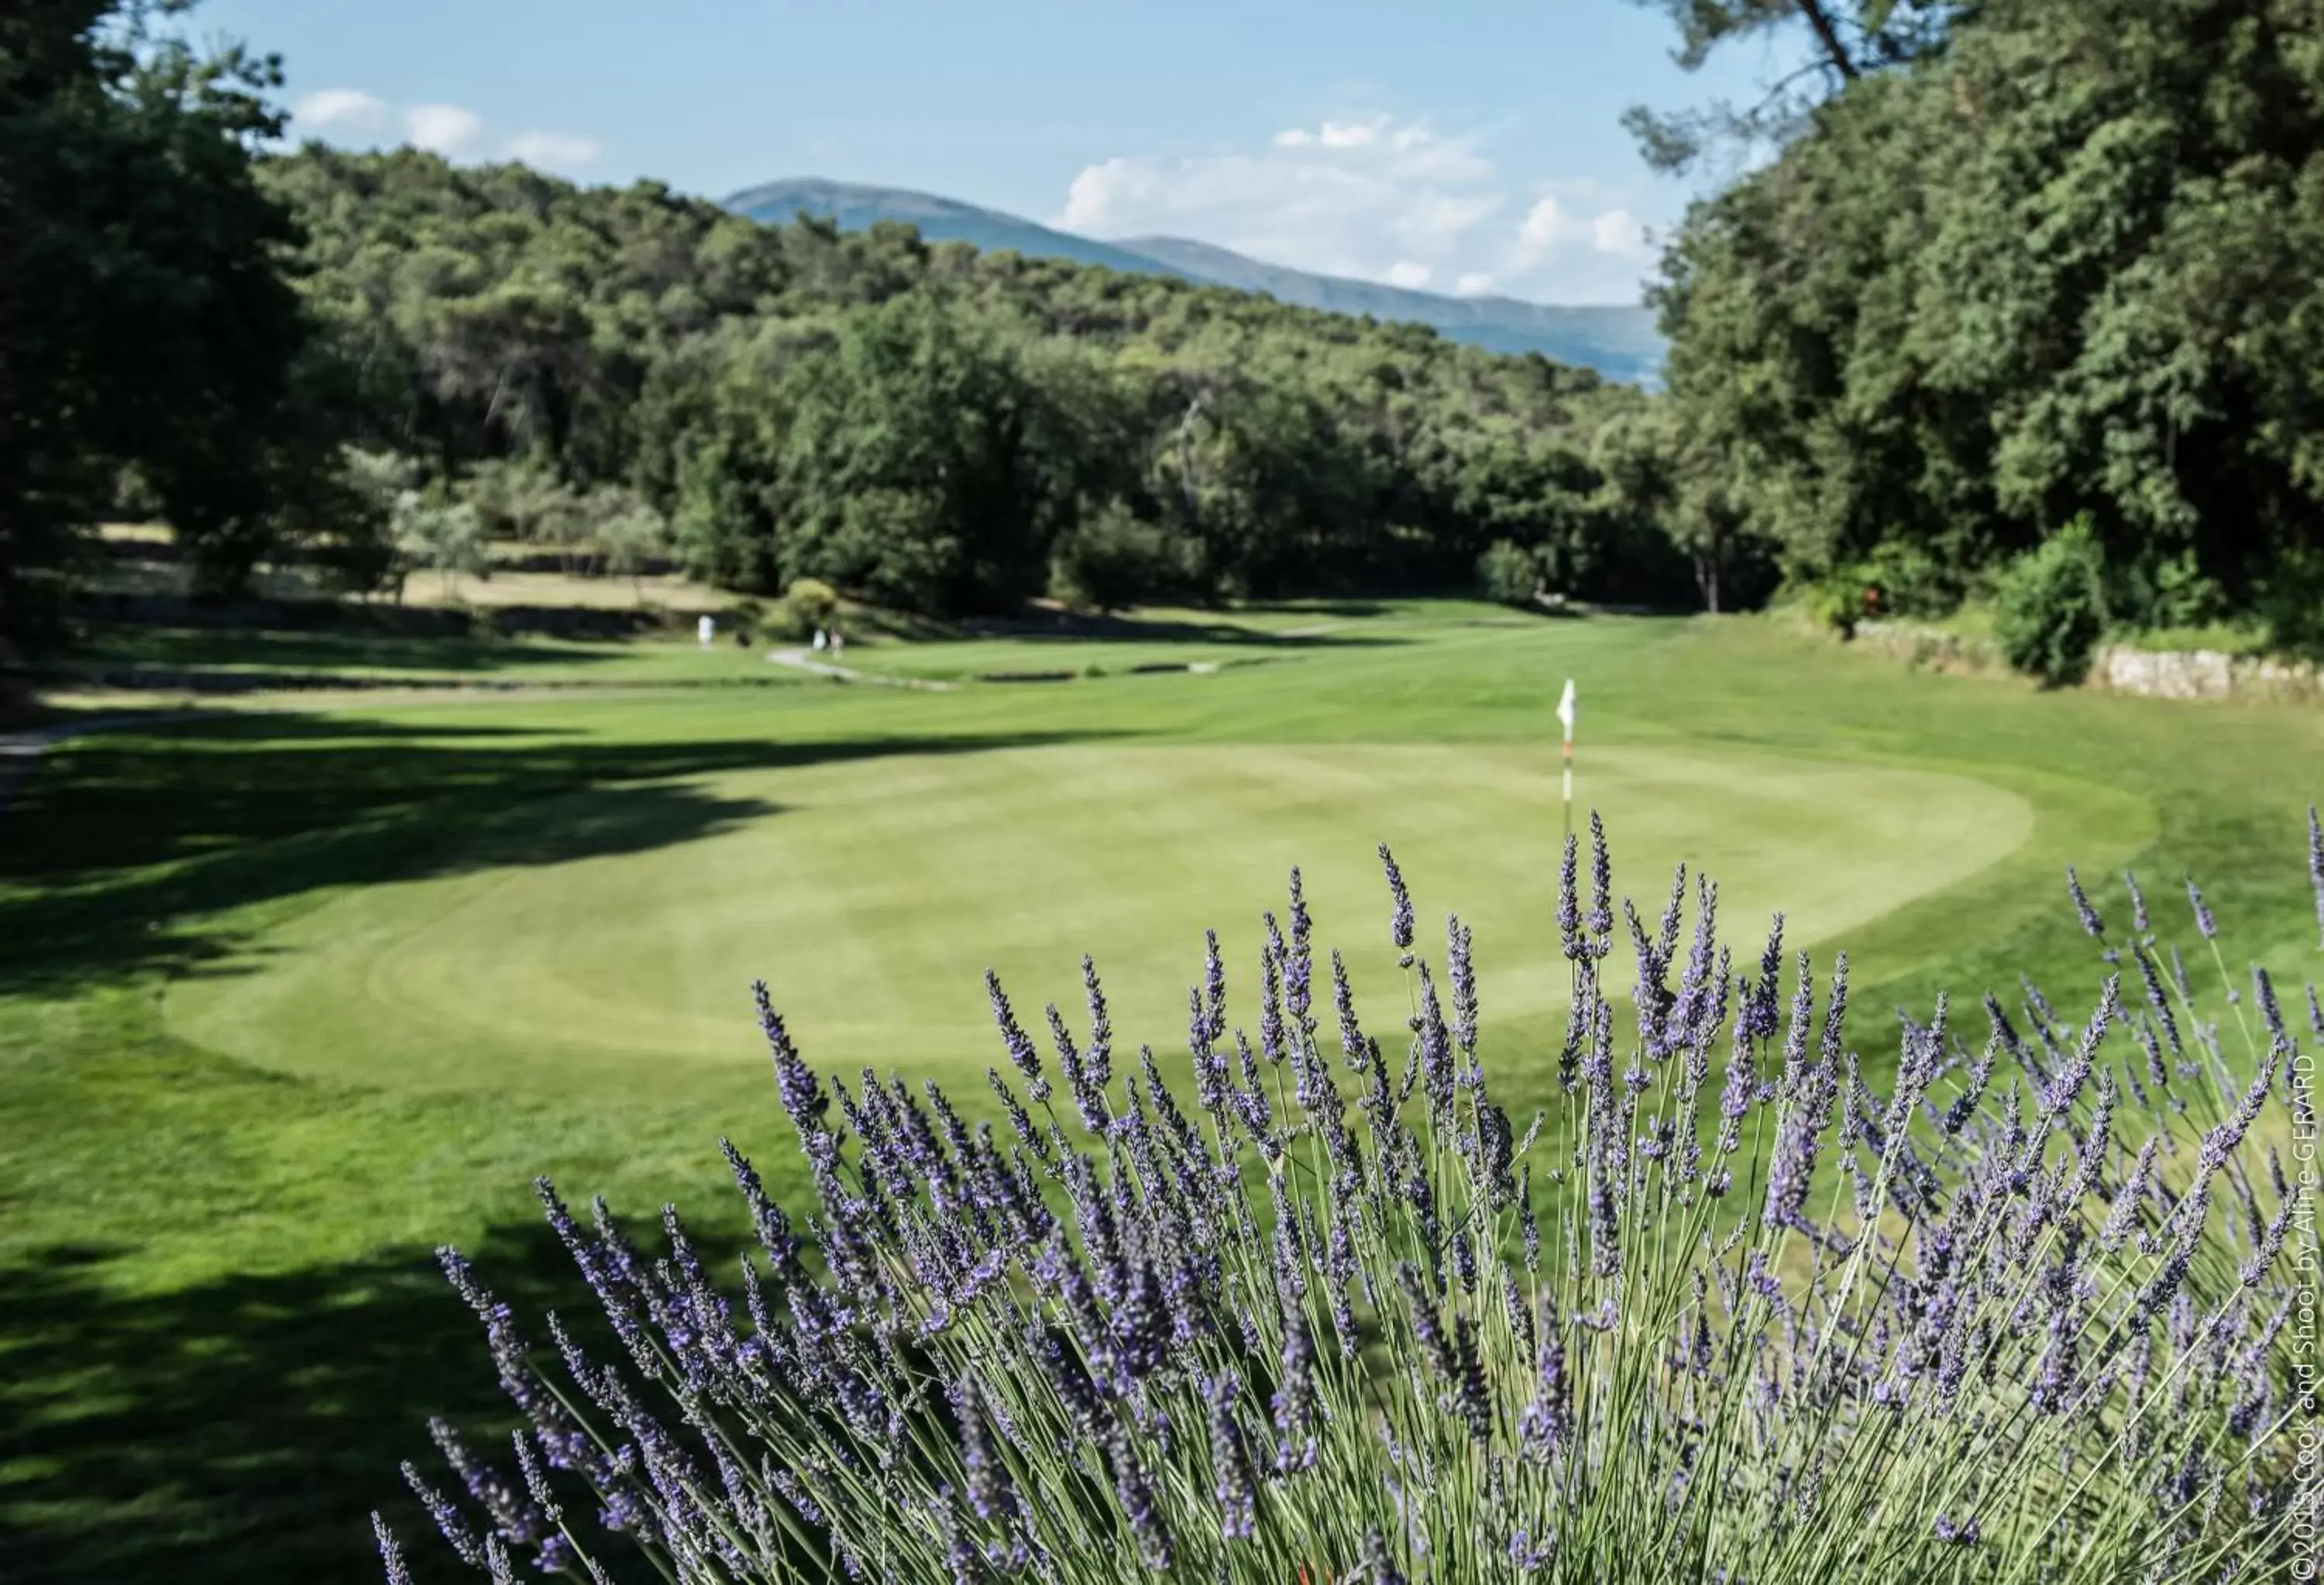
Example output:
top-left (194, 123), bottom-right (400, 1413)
top-left (3, 603), bottom-right (2320, 1583)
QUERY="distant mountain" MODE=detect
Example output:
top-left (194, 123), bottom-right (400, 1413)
top-left (722, 177), bottom-right (1666, 385)
top-left (724, 177), bottom-right (1207, 284)
top-left (1113, 236), bottom-right (1664, 385)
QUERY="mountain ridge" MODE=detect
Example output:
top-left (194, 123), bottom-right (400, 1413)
top-left (722, 177), bottom-right (1664, 384)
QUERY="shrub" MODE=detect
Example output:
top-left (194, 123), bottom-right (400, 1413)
top-left (1995, 516), bottom-right (2109, 684)
top-left (383, 820), bottom-right (2315, 1583)
top-left (784, 576), bottom-right (839, 638)
top-left (1858, 538), bottom-right (1965, 621)
top-left (1476, 539), bottom-right (1540, 607)
top-left (1803, 576), bottom-right (1863, 639)
top-left (1050, 501), bottom-right (1180, 614)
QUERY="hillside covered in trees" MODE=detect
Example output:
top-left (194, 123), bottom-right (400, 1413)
top-left (257, 148), bottom-right (1697, 619)
top-left (17, 0), bottom-right (2324, 677)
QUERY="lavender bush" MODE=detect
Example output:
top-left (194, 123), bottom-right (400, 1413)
top-left (380, 813), bottom-right (2319, 1583)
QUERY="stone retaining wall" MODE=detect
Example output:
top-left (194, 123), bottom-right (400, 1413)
top-left (2093, 645), bottom-right (2324, 702)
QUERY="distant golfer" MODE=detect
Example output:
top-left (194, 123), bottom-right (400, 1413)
top-left (813, 627), bottom-right (827, 652)
top-left (831, 631), bottom-right (846, 658)
top-left (697, 614), bottom-right (715, 649)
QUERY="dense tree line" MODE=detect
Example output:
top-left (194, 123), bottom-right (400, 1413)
top-left (1643, 0), bottom-right (2324, 654)
top-left (260, 148), bottom-right (1696, 617)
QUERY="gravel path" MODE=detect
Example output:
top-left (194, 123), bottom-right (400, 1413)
top-left (765, 648), bottom-right (960, 690)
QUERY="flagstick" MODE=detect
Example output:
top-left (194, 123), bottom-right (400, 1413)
top-left (1563, 736), bottom-right (1573, 844)
top-left (1557, 677), bottom-right (1576, 845)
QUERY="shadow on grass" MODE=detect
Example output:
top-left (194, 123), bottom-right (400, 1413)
top-left (951, 607), bottom-right (1399, 649)
top-left (0, 710), bottom-right (1105, 993)
top-left (59, 625), bottom-right (635, 678)
top-left (0, 1223), bottom-right (682, 1585)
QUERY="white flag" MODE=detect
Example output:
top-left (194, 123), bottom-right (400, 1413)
top-left (1556, 678), bottom-right (1576, 741)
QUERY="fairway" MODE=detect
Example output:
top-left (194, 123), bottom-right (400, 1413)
top-left (164, 737), bottom-right (2032, 1097)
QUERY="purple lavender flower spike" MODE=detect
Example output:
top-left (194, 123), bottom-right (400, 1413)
top-left (2124, 869), bottom-right (2151, 936)
top-left (1047, 1002), bottom-right (1107, 1133)
top-left (1378, 842), bottom-right (1416, 961)
top-left (1519, 1303), bottom-right (1572, 1463)
top-left (755, 981), bottom-right (828, 1136)
top-left (1587, 810), bottom-right (1614, 942)
top-left (1332, 948), bottom-right (1367, 1071)
top-left (1206, 1372), bottom-right (1257, 1540)
top-left (1556, 832), bottom-right (1582, 958)
top-left (1415, 964), bottom-right (1456, 1123)
top-left (1717, 1028), bottom-right (1756, 1151)
top-left (1106, 1428), bottom-right (1174, 1570)
top-left (2066, 865), bottom-right (2105, 937)
top-left (2251, 964), bottom-right (2285, 1043)
top-left (1819, 951), bottom-right (1850, 1069)
top-left (1286, 868), bottom-right (1315, 1029)
top-left (1396, 1261), bottom-right (1456, 1384)
top-left (1258, 933), bottom-right (1286, 1065)
top-left (1202, 930), bottom-right (1228, 1044)
top-left (2185, 876), bottom-right (2218, 940)
top-left (1081, 954), bottom-right (1114, 1094)
top-left (1447, 913), bottom-right (1480, 1064)
top-left (1780, 953), bottom-right (1814, 1092)
top-left (1739, 913), bottom-right (1786, 1042)
top-left (956, 1378), bottom-right (1014, 1522)
top-left (2309, 804), bottom-right (2324, 946)
top-left (404, 1461), bottom-right (484, 1566)
top-left (1272, 1298), bottom-right (1319, 1473)
top-left (373, 1512), bottom-right (417, 1585)
top-left (1449, 1315), bottom-right (1493, 1442)
top-left (1519, 1164), bottom-right (1541, 1272)
top-left (1652, 862), bottom-right (1688, 968)
top-left (2240, 1188), bottom-right (2299, 1285)
top-left (985, 970), bottom-right (1050, 1102)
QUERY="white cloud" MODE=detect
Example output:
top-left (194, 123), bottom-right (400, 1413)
top-left (404, 102), bottom-right (487, 156)
top-left (1592, 208), bottom-right (1648, 254)
top-left (504, 131), bottom-right (604, 171)
top-left (1057, 114), bottom-right (1659, 304)
top-left (1275, 116), bottom-right (1391, 150)
top-left (293, 88), bottom-right (390, 135)
top-left (287, 87), bottom-right (600, 173)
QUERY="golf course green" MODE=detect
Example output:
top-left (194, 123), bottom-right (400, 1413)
top-left (164, 740), bottom-right (2030, 1096)
top-left (3, 600), bottom-right (2319, 1584)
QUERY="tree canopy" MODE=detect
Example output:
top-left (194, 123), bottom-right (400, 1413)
top-left (0, 0), bottom-right (326, 646)
top-left (1647, 0), bottom-right (2324, 644)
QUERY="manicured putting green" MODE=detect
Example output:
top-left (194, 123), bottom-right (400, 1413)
top-left (164, 739), bottom-right (2030, 1101)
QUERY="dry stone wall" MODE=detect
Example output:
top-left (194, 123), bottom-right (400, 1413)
top-left (2094, 646), bottom-right (2324, 702)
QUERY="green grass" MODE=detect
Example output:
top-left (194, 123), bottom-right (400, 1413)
top-left (3, 602), bottom-right (2321, 1583)
top-left (162, 740), bottom-right (2029, 1097)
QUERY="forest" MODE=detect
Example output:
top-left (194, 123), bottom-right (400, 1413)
top-left (256, 147), bottom-right (1690, 619)
top-left (12, 0), bottom-right (2324, 675)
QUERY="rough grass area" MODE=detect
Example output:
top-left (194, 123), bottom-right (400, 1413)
top-left (2, 601), bottom-right (2319, 1583)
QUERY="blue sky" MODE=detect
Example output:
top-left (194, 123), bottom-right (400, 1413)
top-left (188, 0), bottom-right (1805, 304)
